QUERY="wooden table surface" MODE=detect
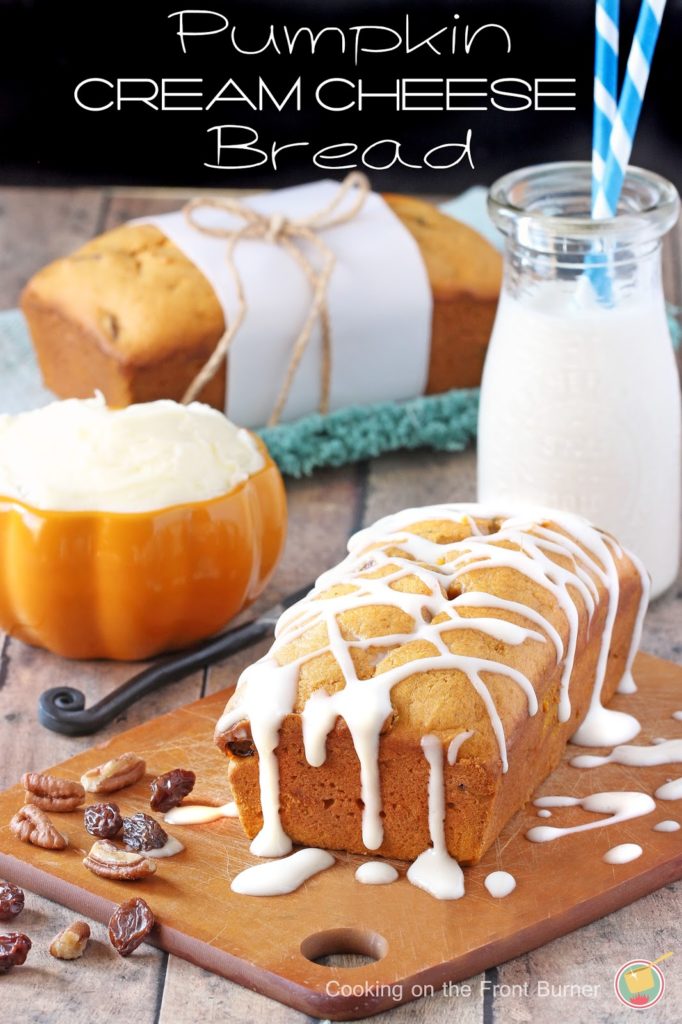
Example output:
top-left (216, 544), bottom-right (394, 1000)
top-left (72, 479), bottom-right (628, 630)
top-left (0, 186), bottom-right (681, 1024)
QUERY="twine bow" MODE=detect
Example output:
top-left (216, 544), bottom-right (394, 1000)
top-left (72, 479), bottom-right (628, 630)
top-left (181, 172), bottom-right (371, 425)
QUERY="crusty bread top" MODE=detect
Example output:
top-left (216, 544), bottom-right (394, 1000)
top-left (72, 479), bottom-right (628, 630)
top-left (274, 526), bottom-right (563, 770)
top-left (217, 506), bottom-right (640, 775)
top-left (382, 193), bottom-right (502, 301)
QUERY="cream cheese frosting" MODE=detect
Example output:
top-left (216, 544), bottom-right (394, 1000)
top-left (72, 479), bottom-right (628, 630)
top-left (0, 395), bottom-right (264, 512)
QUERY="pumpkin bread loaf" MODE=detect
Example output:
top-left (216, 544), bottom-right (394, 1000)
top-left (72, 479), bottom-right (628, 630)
top-left (215, 505), bottom-right (644, 864)
top-left (20, 196), bottom-right (501, 414)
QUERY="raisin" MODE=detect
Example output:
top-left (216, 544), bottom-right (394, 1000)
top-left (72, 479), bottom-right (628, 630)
top-left (108, 898), bottom-right (154, 957)
top-left (84, 802), bottom-right (123, 839)
top-left (223, 721), bottom-right (255, 758)
top-left (0, 932), bottom-right (31, 972)
top-left (121, 812), bottom-right (167, 851)
top-left (149, 768), bottom-right (196, 813)
top-left (0, 881), bottom-right (24, 921)
top-left (227, 739), bottom-right (255, 758)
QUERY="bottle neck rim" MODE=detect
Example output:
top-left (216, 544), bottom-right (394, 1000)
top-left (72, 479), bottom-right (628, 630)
top-left (488, 161), bottom-right (679, 255)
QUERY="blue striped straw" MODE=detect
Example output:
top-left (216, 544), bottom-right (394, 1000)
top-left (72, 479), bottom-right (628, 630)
top-left (594, 0), bottom-right (667, 218)
top-left (593, 0), bottom-right (620, 205)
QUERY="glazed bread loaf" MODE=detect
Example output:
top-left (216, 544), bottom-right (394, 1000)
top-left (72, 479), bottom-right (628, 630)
top-left (20, 196), bottom-right (501, 415)
top-left (215, 504), bottom-right (647, 865)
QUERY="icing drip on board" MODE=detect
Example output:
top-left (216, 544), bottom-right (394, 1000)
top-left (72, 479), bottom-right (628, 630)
top-left (655, 777), bottom-right (682, 801)
top-left (527, 792), bottom-right (656, 842)
top-left (230, 848), bottom-right (335, 896)
top-left (484, 871), bottom-right (516, 897)
top-left (144, 835), bottom-right (184, 858)
top-left (571, 738), bottom-right (682, 770)
top-left (355, 862), bottom-right (399, 885)
top-left (653, 820), bottom-right (680, 832)
top-left (603, 843), bottom-right (643, 864)
top-left (533, 796), bottom-right (578, 807)
top-left (164, 802), bottom-right (238, 825)
top-left (406, 735), bottom-right (465, 900)
top-left (216, 503), bottom-right (648, 858)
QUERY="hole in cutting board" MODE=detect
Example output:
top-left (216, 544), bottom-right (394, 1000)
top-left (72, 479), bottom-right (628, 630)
top-left (301, 927), bottom-right (388, 969)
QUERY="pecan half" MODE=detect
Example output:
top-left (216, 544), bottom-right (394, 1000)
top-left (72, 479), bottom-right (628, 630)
top-left (22, 772), bottom-right (85, 812)
top-left (9, 805), bottom-right (68, 850)
top-left (49, 920), bottom-right (90, 960)
top-left (82, 840), bottom-right (156, 881)
top-left (81, 752), bottom-right (146, 794)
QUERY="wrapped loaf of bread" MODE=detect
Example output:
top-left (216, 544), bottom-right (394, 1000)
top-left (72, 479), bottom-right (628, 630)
top-left (215, 504), bottom-right (647, 873)
top-left (20, 191), bottom-right (501, 422)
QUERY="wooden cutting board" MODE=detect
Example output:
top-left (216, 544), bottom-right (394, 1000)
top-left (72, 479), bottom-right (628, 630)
top-left (0, 651), bottom-right (681, 1020)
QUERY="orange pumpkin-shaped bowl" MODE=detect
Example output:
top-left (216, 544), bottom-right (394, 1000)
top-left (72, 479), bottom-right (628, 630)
top-left (0, 439), bottom-right (287, 661)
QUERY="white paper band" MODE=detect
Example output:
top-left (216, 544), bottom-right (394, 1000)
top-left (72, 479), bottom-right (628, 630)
top-left (134, 180), bottom-right (432, 428)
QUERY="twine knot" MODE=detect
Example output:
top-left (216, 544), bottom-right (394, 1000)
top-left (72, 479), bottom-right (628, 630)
top-left (181, 171), bottom-right (371, 426)
top-left (265, 212), bottom-right (288, 243)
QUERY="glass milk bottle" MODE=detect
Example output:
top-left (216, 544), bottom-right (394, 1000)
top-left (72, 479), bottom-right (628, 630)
top-left (478, 162), bottom-right (681, 597)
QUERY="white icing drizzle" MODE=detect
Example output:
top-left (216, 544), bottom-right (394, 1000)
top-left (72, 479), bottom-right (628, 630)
top-left (221, 661), bottom-right (300, 857)
top-left (164, 801), bottom-right (238, 825)
top-left (570, 537), bottom-right (646, 747)
top-left (653, 738), bottom-right (668, 745)
top-left (355, 861), bottom-right (399, 885)
top-left (447, 730), bottom-right (474, 765)
top-left (673, 711), bottom-right (682, 722)
top-left (230, 848), bottom-right (335, 896)
top-left (615, 549), bottom-right (650, 696)
top-left (653, 820), bottom-right (680, 832)
top-left (617, 674), bottom-right (638, 694)
top-left (527, 792), bottom-right (656, 842)
top-left (534, 795), bottom-right (583, 808)
top-left (484, 871), bottom-right (516, 897)
top-left (406, 735), bottom-right (465, 900)
top-left (655, 777), bottom-right (682, 801)
top-left (537, 809), bottom-right (552, 818)
top-left (603, 843), bottom-right (643, 864)
top-left (570, 703), bottom-right (640, 749)
top-left (216, 503), bottom-right (648, 858)
top-left (453, 592), bottom-right (564, 660)
top-left (145, 834), bottom-right (184, 858)
top-left (571, 738), bottom-right (682, 770)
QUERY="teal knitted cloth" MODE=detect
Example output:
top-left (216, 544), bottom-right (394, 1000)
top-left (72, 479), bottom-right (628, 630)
top-left (258, 388), bottom-right (480, 477)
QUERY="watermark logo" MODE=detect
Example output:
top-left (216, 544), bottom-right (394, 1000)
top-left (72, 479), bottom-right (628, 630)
top-left (614, 956), bottom-right (669, 1009)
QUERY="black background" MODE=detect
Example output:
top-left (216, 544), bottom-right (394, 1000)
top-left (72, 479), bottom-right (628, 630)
top-left (2, 0), bottom-right (681, 193)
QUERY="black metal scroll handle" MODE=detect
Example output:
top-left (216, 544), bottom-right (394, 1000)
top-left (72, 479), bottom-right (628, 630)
top-left (37, 583), bottom-right (311, 736)
top-left (37, 619), bottom-right (271, 736)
